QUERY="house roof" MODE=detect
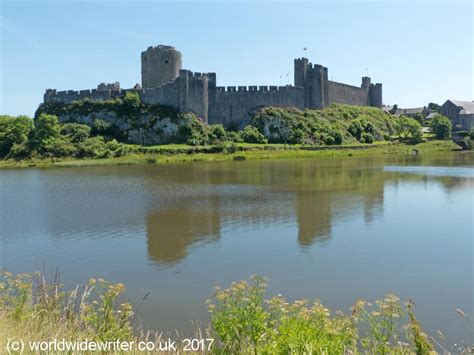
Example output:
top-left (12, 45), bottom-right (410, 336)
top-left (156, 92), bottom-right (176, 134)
top-left (448, 100), bottom-right (474, 114)
top-left (393, 107), bottom-right (425, 116)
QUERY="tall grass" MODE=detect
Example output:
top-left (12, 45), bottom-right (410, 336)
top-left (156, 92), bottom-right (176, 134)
top-left (0, 270), bottom-right (133, 342)
top-left (1, 270), bottom-right (472, 354)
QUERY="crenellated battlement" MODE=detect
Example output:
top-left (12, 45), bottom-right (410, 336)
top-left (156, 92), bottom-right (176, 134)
top-left (214, 85), bottom-right (301, 93)
top-left (44, 85), bottom-right (141, 104)
top-left (179, 70), bottom-right (214, 80)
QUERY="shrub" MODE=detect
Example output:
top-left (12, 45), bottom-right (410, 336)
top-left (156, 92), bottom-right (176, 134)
top-left (227, 131), bottom-right (243, 143)
top-left (91, 118), bottom-right (111, 135)
top-left (209, 124), bottom-right (227, 144)
top-left (240, 125), bottom-right (267, 144)
top-left (176, 114), bottom-right (211, 145)
top-left (430, 114), bottom-right (452, 139)
top-left (76, 136), bottom-right (107, 158)
top-left (288, 128), bottom-right (305, 144)
top-left (103, 139), bottom-right (123, 157)
top-left (323, 133), bottom-right (336, 145)
top-left (253, 105), bottom-right (393, 145)
top-left (6, 141), bottom-right (31, 160)
top-left (60, 123), bottom-right (91, 143)
top-left (330, 128), bottom-right (344, 145)
top-left (361, 132), bottom-right (374, 144)
top-left (120, 92), bottom-right (141, 124)
top-left (42, 138), bottom-right (77, 157)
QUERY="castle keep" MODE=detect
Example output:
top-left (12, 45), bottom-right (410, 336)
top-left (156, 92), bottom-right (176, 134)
top-left (44, 45), bottom-right (383, 128)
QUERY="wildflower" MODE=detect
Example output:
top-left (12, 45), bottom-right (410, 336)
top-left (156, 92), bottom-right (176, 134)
top-left (115, 283), bottom-right (126, 293)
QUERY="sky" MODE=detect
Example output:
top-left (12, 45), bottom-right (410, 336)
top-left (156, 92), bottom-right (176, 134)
top-left (1, 0), bottom-right (472, 117)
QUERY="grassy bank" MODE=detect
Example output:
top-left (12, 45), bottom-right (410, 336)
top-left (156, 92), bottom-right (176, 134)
top-left (0, 140), bottom-right (460, 169)
top-left (0, 270), bottom-right (472, 354)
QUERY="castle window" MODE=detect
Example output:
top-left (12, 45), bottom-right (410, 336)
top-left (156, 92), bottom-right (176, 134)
top-left (165, 60), bottom-right (169, 64)
top-left (144, 56), bottom-right (147, 62)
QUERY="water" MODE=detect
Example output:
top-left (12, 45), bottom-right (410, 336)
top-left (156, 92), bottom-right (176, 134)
top-left (1, 152), bottom-right (473, 343)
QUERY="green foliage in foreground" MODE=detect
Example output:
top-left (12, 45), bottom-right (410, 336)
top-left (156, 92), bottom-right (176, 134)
top-left (207, 276), bottom-right (440, 354)
top-left (0, 270), bottom-right (133, 343)
top-left (1, 270), bottom-right (471, 354)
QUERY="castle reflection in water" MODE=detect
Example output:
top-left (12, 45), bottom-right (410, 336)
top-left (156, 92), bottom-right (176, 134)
top-left (145, 156), bottom-right (468, 265)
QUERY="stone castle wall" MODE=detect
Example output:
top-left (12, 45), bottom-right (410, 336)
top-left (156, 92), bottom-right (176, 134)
top-left (209, 85), bottom-right (305, 128)
top-left (44, 88), bottom-right (136, 104)
top-left (43, 45), bottom-right (383, 129)
top-left (327, 81), bottom-right (370, 106)
top-left (140, 81), bottom-right (179, 108)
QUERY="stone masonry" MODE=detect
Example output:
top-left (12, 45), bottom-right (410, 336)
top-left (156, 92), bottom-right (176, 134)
top-left (44, 45), bottom-right (383, 129)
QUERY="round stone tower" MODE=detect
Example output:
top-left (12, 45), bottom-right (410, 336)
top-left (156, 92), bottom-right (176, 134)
top-left (141, 45), bottom-right (182, 89)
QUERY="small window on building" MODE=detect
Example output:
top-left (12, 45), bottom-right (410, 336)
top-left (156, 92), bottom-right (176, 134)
top-left (165, 60), bottom-right (169, 64)
top-left (144, 56), bottom-right (147, 63)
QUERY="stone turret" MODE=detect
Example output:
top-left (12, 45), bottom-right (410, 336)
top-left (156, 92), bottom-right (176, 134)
top-left (370, 83), bottom-right (383, 107)
top-left (294, 58), bottom-right (309, 87)
top-left (141, 45), bottom-right (182, 89)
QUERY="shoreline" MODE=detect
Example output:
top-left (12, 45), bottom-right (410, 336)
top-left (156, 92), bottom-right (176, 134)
top-left (0, 140), bottom-right (462, 169)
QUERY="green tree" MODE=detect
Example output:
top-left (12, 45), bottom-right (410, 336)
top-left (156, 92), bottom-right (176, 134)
top-left (34, 114), bottom-right (61, 150)
top-left (427, 102), bottom-right (440, 112)
top-left (430, 114), bottom-right (452, 139)
top-left (0, 115), bottom-right (34, 157)
top-left (408, 121), bottom-right (423, 143)
top-left (394, 116), bottom-right (423, 143)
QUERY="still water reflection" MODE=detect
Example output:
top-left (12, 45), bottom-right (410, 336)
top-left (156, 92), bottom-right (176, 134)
top-left (0, 153), bottom-right (473, 343)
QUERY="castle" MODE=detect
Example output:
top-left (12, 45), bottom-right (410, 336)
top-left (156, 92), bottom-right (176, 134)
top-left (44, 45), bottom-right (383, 128)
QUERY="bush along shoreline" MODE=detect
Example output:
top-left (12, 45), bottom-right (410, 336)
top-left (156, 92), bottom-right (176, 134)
top-left (0, 93), bottom-right (465, 167)
top-left (0, 270), bottom-right (472, 354)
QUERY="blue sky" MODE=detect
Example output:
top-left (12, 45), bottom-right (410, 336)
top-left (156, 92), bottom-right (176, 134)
top-left (1, 0), bottom-right (472, 116)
